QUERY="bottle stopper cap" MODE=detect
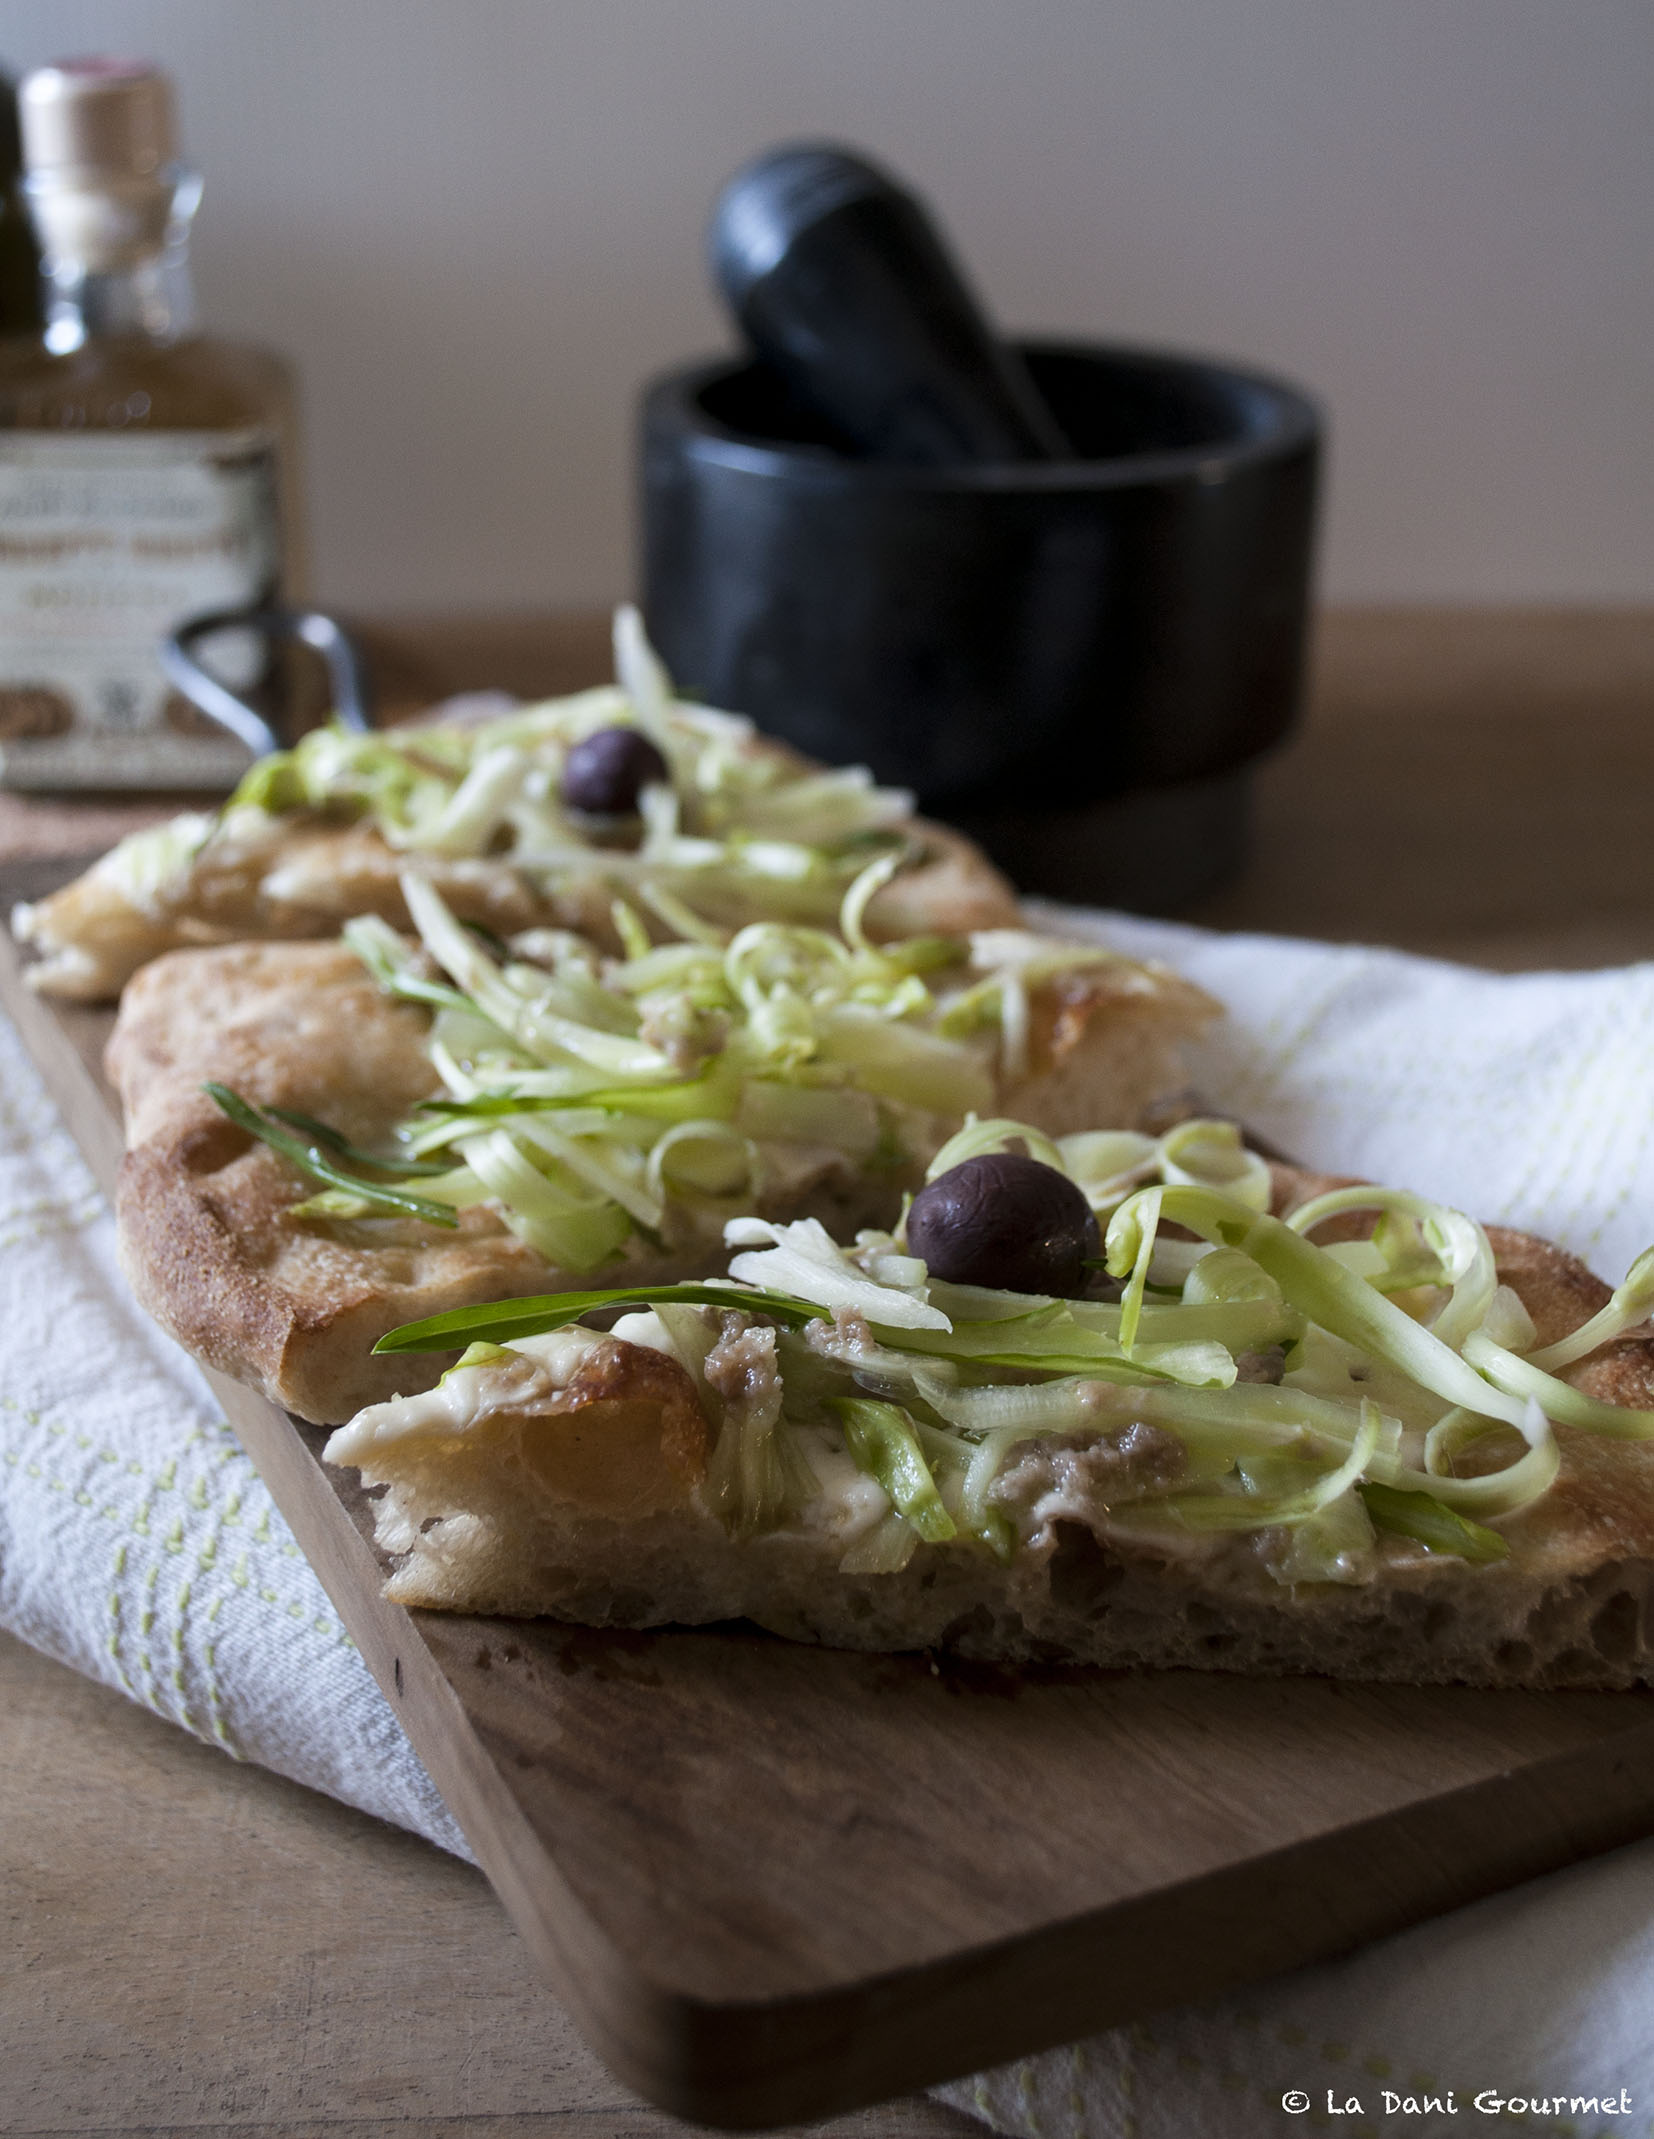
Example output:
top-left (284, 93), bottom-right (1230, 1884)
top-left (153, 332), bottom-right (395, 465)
top-left (19, 58), bottom-right (175, 182)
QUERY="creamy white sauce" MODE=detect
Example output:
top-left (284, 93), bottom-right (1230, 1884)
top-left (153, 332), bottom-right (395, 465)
top-left (322, 1325), bottom-right (604, 1463)
top-left (794, 1425), bottom-right (890, 1541)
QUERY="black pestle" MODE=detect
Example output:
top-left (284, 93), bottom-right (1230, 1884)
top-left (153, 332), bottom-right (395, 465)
top-left (711, 142), bottom-right (1068, 465)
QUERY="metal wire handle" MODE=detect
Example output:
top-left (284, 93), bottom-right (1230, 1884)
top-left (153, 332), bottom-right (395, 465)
top-left (159, 605), bottom-right (376, 759)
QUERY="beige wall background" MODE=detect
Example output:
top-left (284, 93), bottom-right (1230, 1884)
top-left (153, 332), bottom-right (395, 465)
top-left (8, 0), bottom-right (1651, 612)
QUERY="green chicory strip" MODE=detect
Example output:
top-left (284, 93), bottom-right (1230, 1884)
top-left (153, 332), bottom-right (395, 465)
top-left (204, 1084), bottom-right (460, 1228)
top-left (1526, 1245), bottom-right (1654, 1372)
top-left (341, 913), bottom-right (474, 1016)
top-left (1107, 1184), bottom-right (1532, 1431)
top-left (1286, 1184), bottom-right (1495, 1350)
top-left (828, 1396), bottom-right (957, 1543)
top-left (1461, 1329), bottom-right (1654, 1439)
top-left (415, 1070), bottom-right (736, 1125)
top-left (373, 1281), bottom-right (831, 1354)
top-left (1358, 1482), bottom-right (1510, 1563)
top-left (1137, 1398), bottom-right (1381, 1533)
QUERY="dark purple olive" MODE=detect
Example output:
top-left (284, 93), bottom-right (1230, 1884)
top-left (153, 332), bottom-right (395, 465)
top-left (561, 726), bottom-right (670, 815)
top-left (906, 1153), bottom-right (1100, 1297)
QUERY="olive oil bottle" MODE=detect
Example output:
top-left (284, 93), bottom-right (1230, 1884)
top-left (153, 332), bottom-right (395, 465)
top-left (0, 59), bottom-right (302, 788)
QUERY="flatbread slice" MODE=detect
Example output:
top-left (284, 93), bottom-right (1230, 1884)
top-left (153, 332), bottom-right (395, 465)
top-left (18, 803), bottom-right (1016, 1004)
top-left (15, 634), bottom-right (1020, 1001)
top-left (108, 924), bottom-right (1214, 1422)
top-left (324, 1152), bottom-right (1654, 1692)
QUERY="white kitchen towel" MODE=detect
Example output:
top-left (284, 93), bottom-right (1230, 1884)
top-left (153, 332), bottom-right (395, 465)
top-left (4, 911), bottom-right (1654, 2138)
top-left (0, 1008), bottom-right (471, 1859)
top-left (1052, 905), bottom-right (1654, 1286)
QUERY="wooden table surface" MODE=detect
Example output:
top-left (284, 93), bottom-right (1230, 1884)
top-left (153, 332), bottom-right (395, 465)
top-left (4, 605), bottom-right (1652, 2139)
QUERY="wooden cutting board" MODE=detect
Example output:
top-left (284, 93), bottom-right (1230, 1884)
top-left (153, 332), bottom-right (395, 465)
top-left (8, 880), bottom-right (1654, 2131)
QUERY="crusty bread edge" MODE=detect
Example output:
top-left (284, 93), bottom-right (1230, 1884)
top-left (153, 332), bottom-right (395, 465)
top-left (372, 1493), bottom-right (1654, 1694)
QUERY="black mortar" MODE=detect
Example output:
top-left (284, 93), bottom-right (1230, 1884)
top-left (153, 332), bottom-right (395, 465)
top-left (640, 338), bottom-right (1320, 910)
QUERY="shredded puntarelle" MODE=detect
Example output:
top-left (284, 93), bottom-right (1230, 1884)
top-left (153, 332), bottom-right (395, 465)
top-left (211, 865), bottom-right (1126, 1271)
top-left (210, 606), bottom-right (921, 929)
top-left (363, 1128), bottom-right (1654, 1586)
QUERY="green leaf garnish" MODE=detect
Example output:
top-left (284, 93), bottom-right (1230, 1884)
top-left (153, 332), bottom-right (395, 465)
top-left (372, 1282), bottom-right (830, 1353)
top-left (204, 1084), bottom-right (460, 1228)
top-left (264, 1104), bottom-right (453, 1176)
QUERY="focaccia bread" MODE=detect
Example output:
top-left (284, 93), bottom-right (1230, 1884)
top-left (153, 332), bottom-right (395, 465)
top-left (107, 904), bottom-right (1214, 1423)
top-left (16, 609), bottom-right (1019, 1001)
top-left (18, 795), bottom-right (1015, 1004)
top-left (109, 941), bottom-right (605, 1425)
top-left (325, 1134), bottom-right (1654, 1693)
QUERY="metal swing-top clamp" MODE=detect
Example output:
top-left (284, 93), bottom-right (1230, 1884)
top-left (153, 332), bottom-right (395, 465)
top-left (160, 604), bottom-right (377, 762)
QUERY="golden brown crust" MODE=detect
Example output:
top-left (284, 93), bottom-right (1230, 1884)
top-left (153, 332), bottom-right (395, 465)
top-left (18, 820), bottom-right (611, 1001)
top-left (1267, 1158), bottom-right (1363, 1223)
top-left (1483, 1224), bottom-right (1619, 1353)
top-left (865, 819), bottom-right (1020, 940)
top-left (107, 938), bottom-right (438, 1145)
top-left (1002, 962), bottom-right (1219, 1138)
top-left (1485, 1233), bottom-right (1654, 1576)
top-left (515, 1339), bottom-right (711, 1517)
top-left (104, 942), bottom-right (675, 1424)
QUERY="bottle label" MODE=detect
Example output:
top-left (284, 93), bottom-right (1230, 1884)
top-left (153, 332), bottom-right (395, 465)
top-left (0, 427), bottom-right (280, 788)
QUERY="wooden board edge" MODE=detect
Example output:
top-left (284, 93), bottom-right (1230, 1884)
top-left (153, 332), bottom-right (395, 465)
top-left (531, 1696), bottom-right (1654, 2128)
